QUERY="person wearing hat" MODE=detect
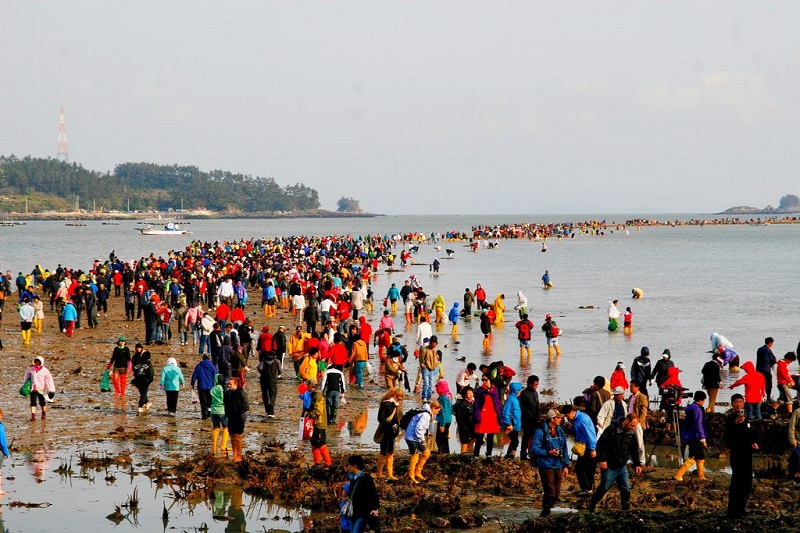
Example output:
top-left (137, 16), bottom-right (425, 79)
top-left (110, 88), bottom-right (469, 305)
top-left (650, 349), bottom-right (674, 391)
top-left (515, 313), bottom-right (534, 359)
top-left (108, 337), bottom-right (132, 402)
top-left (630, 347), bottom-right (652, 398)
top-left (701, 351), bottom-right (724, 413)
top-left (530, 408), bottom-right (569, 517)
top-left (23, 356), bottom-right (56, 421)
top-left (542, 314), bottom-right (561, 357)
top-left (596, 386), bottom-right (628, 435)
top-left (610, 362), bottom-right (628, 391)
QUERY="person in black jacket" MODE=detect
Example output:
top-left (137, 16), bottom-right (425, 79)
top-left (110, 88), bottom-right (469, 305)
top-left (650, 349), bottom-right (675, 390)
top-left (588, 413), bottom-right (642, 512)
top-left (630, 347), bottom-right (652, 397)
top-left (701, 353), bottom-right (724, 413)
top-left (519, 375), bottom-right (540, 461)
top-left (224, 377), bottom-right (249, 462)
top-left (346, 455), bottom-right (379, 533)
top-left (258, 351), bottom-right (281, 418)
top-left (725, 393), bottom-right (758, 518)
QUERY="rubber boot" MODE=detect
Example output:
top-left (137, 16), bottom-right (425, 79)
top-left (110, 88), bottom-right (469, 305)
top-left (407, 454), bottom-right (419, 483)
top-left (540, 496), bottom-right (553, 517)
top-left (547, 346), bottom-right (554, 357)
top-left (232, 434), bottom-right (243, 462)
top-left (555, 345), bottom-right (561, 356)
top-left (386, 455), bottom-right (398, 480)
top-left (212, 428), bottom-right (220, 455)
top-left (415, 448), bottom-right (431, 481)
top-left (221, 428), bottom-right (231, 455)
top-left (519, 347), bottom-right (525, 359)
top-left (620, 489), bottom-right (631, 511)
top-left (41, 408), bottom-right (46, 420)
top-left (674, 458), bottom-right (695, 481)
top-left (696, 459), bottom-right (706, 480)
top-left (375, 455), bottom-right (386, 479)
top-left (312, 447), bottom-right (323, 464)
top-left (320, 445), bottom-right (332, 466)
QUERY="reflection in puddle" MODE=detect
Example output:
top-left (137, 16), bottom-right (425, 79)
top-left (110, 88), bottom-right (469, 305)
top-left (0, 452), bottom-right (310, 532)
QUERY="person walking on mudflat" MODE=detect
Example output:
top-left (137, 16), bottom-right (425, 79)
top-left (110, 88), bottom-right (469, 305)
top-left (23, 356), bottom-right (56, 421)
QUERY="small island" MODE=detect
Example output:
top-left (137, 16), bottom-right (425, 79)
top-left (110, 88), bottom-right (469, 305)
top-left (719, 194), bottom-right (800, 215)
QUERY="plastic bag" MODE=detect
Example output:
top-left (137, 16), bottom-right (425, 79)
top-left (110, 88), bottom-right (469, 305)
top-left (299, 416), bottom-right (314, 441)
top-left (19, 379), bottom-right (32, 397)
top-left (100, 369), bottom-right (112, 392)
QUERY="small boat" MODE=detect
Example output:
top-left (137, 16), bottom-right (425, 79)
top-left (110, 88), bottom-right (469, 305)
top-left (65, 220), bottom-right (87, 227)
top-left (137, 221), bottom-right (191, 235)
top-left (0, 219), bottom-right (27, 227)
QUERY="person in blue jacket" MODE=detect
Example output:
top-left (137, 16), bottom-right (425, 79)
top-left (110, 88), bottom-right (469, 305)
top-left (385, 283), bottom-right (400, 315)
top-left (564, 401), bottom-right (599, 495)
top-left (191, 353), bottom-right (218, 420)
top-left (530, 408), bottom-right (570, 517)
top-left (448, 302), bottom-right (460, 336)
top-left (501, 382), bottom-right (523, 458)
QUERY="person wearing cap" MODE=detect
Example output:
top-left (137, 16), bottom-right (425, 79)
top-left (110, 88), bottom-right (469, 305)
top-left (701, 352), bottom-right (724, 413)
top-left (630, 347), bottom-right (652, 398)
top-left (610, 362), bottom-right (628, 391)
top-left (674, 391), bottom-right (708, 481)
top-left (588, 413), bottom-right (642, 512)
top-left (515, 313), bottom-right (534, 359)
top-left (23, 356), bottom-right (56, 421)
top-left (650, 349), bottom-right (674, 390)
top-left (542, 313), bottom-right (561, 356)
top-left (530, 408), bottom-right (569, 517)
top-left (597, 386), bottom-right (628, 435)
top-left (108, 337), bottom-right (132, 401)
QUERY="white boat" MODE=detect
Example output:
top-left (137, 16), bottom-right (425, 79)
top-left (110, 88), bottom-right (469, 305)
top-left (137, 221), bottom-right (191, 235)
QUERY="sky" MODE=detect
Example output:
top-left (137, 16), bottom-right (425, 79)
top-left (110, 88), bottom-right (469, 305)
top-left (2, 2), bottom-right (799, 215)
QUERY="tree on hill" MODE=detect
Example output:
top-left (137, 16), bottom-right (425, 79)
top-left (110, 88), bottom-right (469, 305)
top-left (778, 194), bottom-right (800, 211)
top-left (337, 197), bottom-right (362, 213)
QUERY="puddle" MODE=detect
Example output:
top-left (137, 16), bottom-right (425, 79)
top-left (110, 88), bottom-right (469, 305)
top-left (0, 451), bottom-right (310, 533)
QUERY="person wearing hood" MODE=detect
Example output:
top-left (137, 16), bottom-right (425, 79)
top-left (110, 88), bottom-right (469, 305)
top-left (660, 366), bottom-right (685, 431)
top-left (23, 356), bottom-right (56, 421)
top-left (435, 380), bottom-right (454, 454)
top-left (131, 344), bottom-right (154, 413)
top-left (473, 374), bottom-right (502, 458)
top-left (513, 291), bottom-right (528, 319)
top-left (191, 354), bottom-right (218, 420)
top-left (630, 347), bottom-right (652, 397)
top-left (610, 362), bottom-right (629, 391)
top-left (492, 294), bottom-right (505, 324)
top-left (729, 361), bottom-right (766, 420)
top-left (650, 349), bottom-right (674, 390)
top-left (439, 300), bottom-right (457, 334)
top-left (160, 357), bottom-right (185, 416)
top-left (431, 294), bottom-right (446, 324)
top-left (500, 382), bottom-right (523, 459)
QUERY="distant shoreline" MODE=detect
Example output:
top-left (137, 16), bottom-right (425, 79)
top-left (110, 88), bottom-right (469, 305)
top-left (0, 209), bottom-right (382, 221)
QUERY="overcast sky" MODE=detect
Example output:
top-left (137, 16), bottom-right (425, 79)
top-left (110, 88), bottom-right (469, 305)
top-left (2, 2), bottom-right (798, 215)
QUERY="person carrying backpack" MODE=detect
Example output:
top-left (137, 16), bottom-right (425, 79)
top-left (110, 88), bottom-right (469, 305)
top-left (515, 314), bottom-right (534, 358)
top-left (131, 344), bottom-right (154, 413)
top-left (404, 401), bottom-right (441, 483)
top-left (542, 314), bottom-right (561, 357)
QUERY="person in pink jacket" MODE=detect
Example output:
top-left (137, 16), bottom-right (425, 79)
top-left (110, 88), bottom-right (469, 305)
top-left (23, 356), bottom-right (56, 421)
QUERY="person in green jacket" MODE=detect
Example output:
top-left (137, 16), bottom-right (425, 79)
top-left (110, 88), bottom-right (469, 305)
top-left (210, 375), bottom-right (230, 455)
top-left (160, 357), bottom-right (185, 416)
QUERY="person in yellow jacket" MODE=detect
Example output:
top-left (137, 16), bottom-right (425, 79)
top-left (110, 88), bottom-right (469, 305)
top-left (350, 337), bottom-right (369, 387)
top-left (492, 294), bottom-right (506, 324)
top-left (307, 379), bottom-right (332, 466)
top-left (288, 326), bottom-right (310, 378)
top-left (431, 294), bottom-right (446, 324)
top-left (299, 348), bottom-right (320, 382)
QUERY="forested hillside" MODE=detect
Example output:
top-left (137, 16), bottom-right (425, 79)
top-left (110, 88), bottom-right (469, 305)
top-left (0, 155), bottom-right (320, 212)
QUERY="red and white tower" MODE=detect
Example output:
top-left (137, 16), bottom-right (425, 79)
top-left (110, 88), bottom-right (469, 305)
top-left (56, 105), bottom-right (69, 162)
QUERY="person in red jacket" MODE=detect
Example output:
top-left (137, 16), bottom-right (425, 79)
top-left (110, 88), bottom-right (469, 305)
top-left (776, 352), bottom-right (797, 414)
top-left (610, 362), bottom-right (629, 391)
top-left (729, 361), bottom-right (766, 420)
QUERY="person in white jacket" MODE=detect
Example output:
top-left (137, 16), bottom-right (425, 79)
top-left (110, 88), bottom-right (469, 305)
top-left (405, 400), bottom-right (441, 483)
top-left (23, 356), bottom-right (56, 421)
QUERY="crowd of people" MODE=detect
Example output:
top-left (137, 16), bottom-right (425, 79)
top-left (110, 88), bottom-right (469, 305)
top-left (1, 231), bottom-right (798, 525)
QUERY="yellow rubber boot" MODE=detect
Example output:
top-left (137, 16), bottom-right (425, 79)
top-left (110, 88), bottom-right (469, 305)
top-left (555, 345), bottom-right (561, 356)
top-left (212, 428), bottom-right (220, 455)
top-left (375, 455), bottom-right (386, 479)
top-left (386, 455), bottom-right (398, 480)
top-left (674, 458), bottom-right (695, 481)
top-left (221, 428), bottom-right (231, 455)
top-left (520, 348), bottom-right (526, 359)
top-left (232, 434), bottom-right (243, 462)
top-left (547, 346), bottom-right (554, 357)
top-left (415, 448), bottom-right (431, 481)
top-left (407, 454), bottom-right (419, 484)
top-left (696, 459), bottom-right (706, 480)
